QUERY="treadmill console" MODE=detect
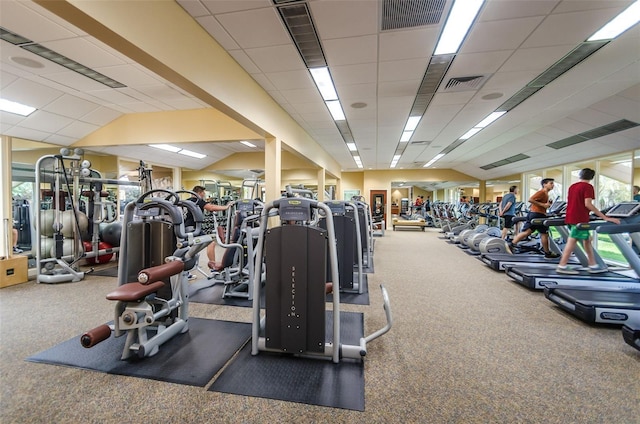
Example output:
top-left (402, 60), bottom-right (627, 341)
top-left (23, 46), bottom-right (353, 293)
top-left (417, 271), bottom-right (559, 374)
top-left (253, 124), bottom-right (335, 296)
top-left (605, 202), bottom-right (640, 218)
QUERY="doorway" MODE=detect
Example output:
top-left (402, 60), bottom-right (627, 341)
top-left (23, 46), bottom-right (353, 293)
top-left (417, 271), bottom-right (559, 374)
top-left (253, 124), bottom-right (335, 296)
top-left (370, 190), bottom-right (387, 224)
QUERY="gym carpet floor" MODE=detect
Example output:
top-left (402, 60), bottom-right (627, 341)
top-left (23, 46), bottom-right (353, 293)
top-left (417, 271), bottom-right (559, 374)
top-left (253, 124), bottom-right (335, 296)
top-left (1, 228), bottom-right (638, 423)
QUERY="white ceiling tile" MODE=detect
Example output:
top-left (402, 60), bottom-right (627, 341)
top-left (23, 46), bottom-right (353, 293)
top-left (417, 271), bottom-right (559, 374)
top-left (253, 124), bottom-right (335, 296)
top-left (79, 107), bottom-right (122, 126)
top-left (1, 77), bottom-right (64, 108)
top-left (41, 37), bottom-right (126, 69)
top-left (228, 50), bottom-right (262, 74)
top-left (331, 63), bottom-right (377, 86)
top-left (0, 110), bottom-right (24, 127)
top-left (43, 94), bottom-right (100, 119)
top-left (311, 0), bottom-right (378, 40)
top-left (378, 27), bottom-right (438, 62)
top-left (19, 110), bottom-right (74, 132)
top-left (378, 80), bottom-right (421, 98)
top-left (96, 64), bottom-right (159, 87)
top-left (324, 35), bottom-right (378, 66)
top-left (216, 7), bottom-right (290, 49)
top-left (0, 1), bottom-right (78, 43)
top-left (56, 120), bottom-right (99, 138)
top-left (196, 16), bottom-right (240, 50)
top-left (1, 70), bottom-right (19, 89)
top-left (5, 125), bottom-right (50, 141)
top-left (264, 70), bottom-right (314, 91)
top-left (334, 82), bottom-right (377, 101)
top-left (379, 58), bottom-right (428, 82)
top-left (279, 88), bottom-right (321, 104)
top-left (499, 45), bottom-right (574, 73)
top-left (244, 45), bottom-right (306, 73)
top-left (41, 70), bottom-right (110, 91)
top-left (462, 16), bottom-right (545, 53)
top-left (522, 9), bottom-right (623, 48)
top-left (479, 0), bottom-right (558, 21)
top-left (176, 0), bottom-right (211, 18)
top-left (200, 0), bottom-right (272, 14)
top-left (448, 50), bottom-right (512, 76)
top-left (482, 70), bottom-right (541, 91)
top-left (43, 133), bottom-right (77, 146)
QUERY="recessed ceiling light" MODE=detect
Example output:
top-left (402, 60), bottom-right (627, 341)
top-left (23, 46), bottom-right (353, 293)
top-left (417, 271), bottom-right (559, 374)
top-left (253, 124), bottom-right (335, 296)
top-left (10, 56), bottom-right (44, 68)
top-left (240, 141), bottom-right (257, 148)
top-left (0, 98), bottom-right (36, 116)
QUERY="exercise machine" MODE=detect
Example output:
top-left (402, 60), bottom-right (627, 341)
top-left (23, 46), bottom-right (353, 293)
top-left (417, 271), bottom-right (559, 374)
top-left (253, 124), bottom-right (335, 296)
top-left (80, 189), bottom-right (213, 359)
top-left (251, 197), bottom-right (392, 363)
top-left (543, 203), bottom-right (640, 325)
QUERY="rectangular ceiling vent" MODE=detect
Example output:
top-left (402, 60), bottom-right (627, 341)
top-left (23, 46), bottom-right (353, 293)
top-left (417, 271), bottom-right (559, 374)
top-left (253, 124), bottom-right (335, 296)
top-left (480, 153), bottom-right (530, 170)
top-left (529, 41), bottom-right (608, 88)
top-left (547, 119), bottom-right (639, 150)
top-left (443, 75), bottom-right (487, 92)
top-left (278, 3), bottom-right (326, 68)
top-left (0, 27), bottom-right (126, 88)
top-left (411, 140), bottom-right (431, 145)
top-left (496, 41), bottom-right (609, 113)
top-left (381, 0), bottom-right (447, 30)
top-left (410, 54), bottom-right (454, 117)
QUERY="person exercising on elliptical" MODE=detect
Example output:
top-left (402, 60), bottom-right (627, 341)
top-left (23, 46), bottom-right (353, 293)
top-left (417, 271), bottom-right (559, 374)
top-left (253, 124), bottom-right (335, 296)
top-left (509, 178), bottom-right (559, 259)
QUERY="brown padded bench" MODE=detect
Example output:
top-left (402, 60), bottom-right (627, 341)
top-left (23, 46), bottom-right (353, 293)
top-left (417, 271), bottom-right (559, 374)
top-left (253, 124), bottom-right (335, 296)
top-left (392, 217), bottom-right (427, 231)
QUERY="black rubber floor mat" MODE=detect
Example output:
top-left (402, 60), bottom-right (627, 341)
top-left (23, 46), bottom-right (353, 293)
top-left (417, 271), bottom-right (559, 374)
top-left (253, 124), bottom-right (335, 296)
top-left (89, 266), bottom-right (119, 277)
top-left (26, 318), bottom-right (251, 387)
top-left (327, 274), bottom-right (369, 305)
top-left (208, 311), bottom-right (365, 411)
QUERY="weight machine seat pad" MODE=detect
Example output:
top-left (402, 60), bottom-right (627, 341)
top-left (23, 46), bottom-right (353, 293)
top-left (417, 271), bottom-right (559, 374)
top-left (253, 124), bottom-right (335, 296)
top-left (106, 281), bottom-right (165, 302)
top-left (138, 260), bottom-right (184, 283)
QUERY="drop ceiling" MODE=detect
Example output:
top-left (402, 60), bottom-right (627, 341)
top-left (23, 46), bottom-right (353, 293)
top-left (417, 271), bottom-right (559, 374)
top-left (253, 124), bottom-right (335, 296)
top-left (1, 0), bottom-right (639, 181)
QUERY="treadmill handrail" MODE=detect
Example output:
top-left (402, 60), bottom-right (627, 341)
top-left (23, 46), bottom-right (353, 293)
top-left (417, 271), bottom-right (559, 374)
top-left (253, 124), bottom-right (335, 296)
top-left (596, 222), bottom-right (640, 234)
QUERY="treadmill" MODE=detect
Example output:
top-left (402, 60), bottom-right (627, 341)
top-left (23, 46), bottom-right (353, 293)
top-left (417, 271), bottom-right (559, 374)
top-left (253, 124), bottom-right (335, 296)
top-left (543, 206), bottom-right (640, 325)
top-left (479, 201), bottom-right (572, 272)
top-left (504, 203), bottom-right (640, 290)
top-left (622, 320), bottom-right (640, 351)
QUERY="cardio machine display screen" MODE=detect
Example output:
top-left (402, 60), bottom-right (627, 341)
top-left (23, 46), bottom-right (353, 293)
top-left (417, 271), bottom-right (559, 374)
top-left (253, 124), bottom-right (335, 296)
top-left (606, 202), bottom-right (640, 217)
top-left (326, 201), bottom-right (346, 215)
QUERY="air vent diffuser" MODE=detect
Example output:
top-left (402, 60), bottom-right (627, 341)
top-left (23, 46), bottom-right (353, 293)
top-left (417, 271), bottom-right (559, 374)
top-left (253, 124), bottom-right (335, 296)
top-left (381, 0), bottom-right (447, 30)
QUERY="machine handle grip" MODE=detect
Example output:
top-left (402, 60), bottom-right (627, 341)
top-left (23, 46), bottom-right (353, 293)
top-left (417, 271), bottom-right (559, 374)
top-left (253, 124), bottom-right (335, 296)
top-left (80, 324), bottom-right (111, 348)
top-left (138, 260), bottom-right (184, 284)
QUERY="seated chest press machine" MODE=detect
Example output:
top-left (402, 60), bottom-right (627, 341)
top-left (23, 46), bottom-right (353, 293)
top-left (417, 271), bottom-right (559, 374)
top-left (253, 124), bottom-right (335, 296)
top-left (251, 197), bottom-right (392, 363)
top-left (80, 189), bottom-right (214, 359)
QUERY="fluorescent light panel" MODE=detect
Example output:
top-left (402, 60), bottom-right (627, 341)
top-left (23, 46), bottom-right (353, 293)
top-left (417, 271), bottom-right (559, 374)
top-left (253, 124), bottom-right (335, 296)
top-left (240, 141), bottom-right (257, 148)
top-left (326, 100), bottom-right (345, 120)
top-left (404, 116), bottom-right (421, 131)
top-left (424, 153), bottom-right (445, 167)
top-left (346, 142), bottom-right (357, 151)
top-left (150, 144), bottom-right (181, 153)
top-left (400, 131), bottom-right (413, 142)
top-left (179, 149), bottom-right (206, 159)
top-left (476, 111), bottom-right (505, 128)
top-left (149, 143), bottom-right (207, 159)
top-left (434, 0), bottom-right (485, 55)
top-left (310, 67), bottom-right (338, 101)
top-left (0, 98), bottom-right (36, 116)
top-left (588, 1), bottom-right (640, 41)
top-left (459, 127), bottom-right (482, 140)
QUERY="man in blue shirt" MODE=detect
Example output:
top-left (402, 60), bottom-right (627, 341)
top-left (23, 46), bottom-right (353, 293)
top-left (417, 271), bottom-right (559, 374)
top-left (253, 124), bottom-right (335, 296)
top-left (499, 185), bottom-right (518, 240)
top-left (634, 185), bottom-right (640, 202)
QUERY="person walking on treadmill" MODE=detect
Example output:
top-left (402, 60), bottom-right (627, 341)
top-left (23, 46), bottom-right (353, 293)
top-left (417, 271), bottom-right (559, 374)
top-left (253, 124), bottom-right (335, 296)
top-left (509, 178), bottom-right (559, 259)
top-left (556, 168), bottom-right (620, 274)
top-left (498, 185), bottom-right (518, 240)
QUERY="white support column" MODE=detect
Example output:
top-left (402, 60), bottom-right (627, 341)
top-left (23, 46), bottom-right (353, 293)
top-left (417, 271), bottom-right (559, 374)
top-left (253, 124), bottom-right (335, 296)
top-left (264, 137), bottom-right (281, 203)
top-left (317, 168), bottom-right (326, 201)
top-left (1, 136), bottom-right (13, 257)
